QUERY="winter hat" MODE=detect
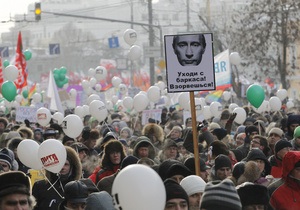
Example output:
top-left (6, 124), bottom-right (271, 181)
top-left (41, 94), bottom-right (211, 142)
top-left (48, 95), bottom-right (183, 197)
top-left (214, 154), bottom-right (232, 171)
top-left (200, 179), bottom-right (242, 210)
top-left (0, 117), bottom-right (8, 128)
top-left (245, 125), bottom-right (259, 136)
top-left (119, 139), bottom-right (128, 147)
top-left (0, 171), bottom-right (31, 197)
top-left (71, 142), bottom-right (89, 153)
top-left (245, 148), bottom-right (267, 162)
top-left (79, 178), bottom-right (99, 193)
top-left (208, 122), bottom-right (221, 132)
top-left (62, 135), bottom-right (75, 145)
top-left (120, 155), bottom-right (138, 169)
top-left (85, 191), bottom-right (115, 210)
top-left (275, 139), bottom-right (292, 155)
top-left (231, 149), bottom-right (243, 162)
top-left (5, 131), bottom-right (21, 141)
top-left (64, 180), bottom-right (89, 203)
top-left (212, 128), bottom-right (228, 140)
top-left (184, 157), bottom-right (209, 173)
top-left (163, 139), bottom-right (178, 150)
top-left (7, 137), bottom-right (23, 151)
top-left (104, 140), bottom-right (124, 155)
top-left (180, 175), bottom-right (206, 195)
top-left (294, 126), bottom-right (300, 138)
top-left (0, 148), bottom-right (13, 169)
top-left (268, 127), bottom-right (283, 137)
top-left (237, 183), bottom-right (269, 207)
top-left (164, 179), bottom-right (189, 205)
top-left (159, 159), bottom-right (192, 181)
top-left (209, 140), bottom-right (229, 157)
top-left (244, 117), bottom-right (256, 125)
top-left (236, 125), bottom-right (246, 135)
top-left (232, 162), bottom-right (245, 181)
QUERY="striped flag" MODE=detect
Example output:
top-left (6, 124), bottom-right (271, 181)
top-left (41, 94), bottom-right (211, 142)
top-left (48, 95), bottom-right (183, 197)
top-left (0, 56), bottom-right (3, 85)
top-left (15, 31), bottom-right (28, 90)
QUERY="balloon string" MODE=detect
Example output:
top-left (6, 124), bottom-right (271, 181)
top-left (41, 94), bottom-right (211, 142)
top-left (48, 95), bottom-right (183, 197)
top-left (42, 170), bottom-right (65, 199)
top-left (102, 121), bottom-right (118, 139)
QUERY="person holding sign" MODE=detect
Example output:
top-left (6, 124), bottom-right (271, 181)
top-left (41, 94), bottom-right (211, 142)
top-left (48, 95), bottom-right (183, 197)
top-left (172, 34), bottom-right (206, 66)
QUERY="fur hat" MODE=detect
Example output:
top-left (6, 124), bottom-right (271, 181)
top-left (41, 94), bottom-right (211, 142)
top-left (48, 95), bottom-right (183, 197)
top-left (237, 161), bottom-right (261, 185)
top-left (0, 148), bottom-right (14, 169)
top-left (237, 183), bottom-right (269, 207)
top-left (180, 175), bottom-right (206, 195)
top-left (0, 171), bottom-right (30, 197)
top-left (164, 179), bottom-right (189, 205)
top-left (268, 127), bottom-right (283, 137)
top-left (200, 179), bottom-right (242, 210)
top-left (17, 126), bottom-right (34, 139)
top-left (209, 140), bottom-right (229, 157)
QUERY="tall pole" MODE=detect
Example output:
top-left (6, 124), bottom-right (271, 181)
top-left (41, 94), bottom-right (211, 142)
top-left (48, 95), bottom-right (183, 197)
top-left (187, 0), bottom-right (190, 32)
top-left (148, 0), bottom-right (155, 85)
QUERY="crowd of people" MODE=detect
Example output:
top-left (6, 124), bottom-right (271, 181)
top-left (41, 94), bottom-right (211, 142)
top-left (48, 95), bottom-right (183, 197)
top-left (0, 104), bottom-right (300, 210)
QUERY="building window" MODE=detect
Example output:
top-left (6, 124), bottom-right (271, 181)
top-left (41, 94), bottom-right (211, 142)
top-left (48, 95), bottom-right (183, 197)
top-left (173, 13), bottom-right (179, 21)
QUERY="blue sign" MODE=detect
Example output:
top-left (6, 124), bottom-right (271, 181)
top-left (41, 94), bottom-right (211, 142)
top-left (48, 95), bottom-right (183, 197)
top-left (49, 44), bottom-right (60, 55)
top-left (108, 37), bottom-right (119, 48)
top-left (0, 46), bottom-right (9, 57)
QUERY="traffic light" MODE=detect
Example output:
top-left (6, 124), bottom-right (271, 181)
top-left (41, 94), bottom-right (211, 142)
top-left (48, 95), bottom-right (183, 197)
top-left (35, 2), bottom-right (41, 21)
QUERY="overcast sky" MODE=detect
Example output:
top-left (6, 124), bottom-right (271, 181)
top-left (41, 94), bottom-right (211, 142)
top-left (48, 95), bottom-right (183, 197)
top-left (0, 0), bottom-right (36, 34)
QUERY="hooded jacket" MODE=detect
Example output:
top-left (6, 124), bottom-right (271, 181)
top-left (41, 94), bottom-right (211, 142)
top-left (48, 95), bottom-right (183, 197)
top-left (32, 146), bottom-right (82, 210)
top-left (133, 138), bottom-right (156, 160)
top-left (270, 151), bottom-right (300, 210)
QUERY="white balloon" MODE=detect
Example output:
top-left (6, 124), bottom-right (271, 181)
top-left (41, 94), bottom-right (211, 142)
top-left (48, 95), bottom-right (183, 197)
top-left (287, 101), bottom-right (294, 109)
top-left (122, 97), bottom-right (133, 110)
top-left (194, 98), bottom-right (206, 115)
top-left (36, 107), bottom-right (52, 126)
top-left (222, 91), bottom-right (231, 102)
top-left (112, 165), bottom-right (166, 210)
top-left (4, 65), bottom-right (19, 81)
top-left (112, 77), bottom-right (122, 87)
top-left (95, 84), bottom-right (102, 92)
top-left (32, 93), bottom-right (42, 103)
top-left (229, 52), bottom-right (241, 65)
top-left (12, 101), bottom-right (20, 108)
top-left (156, 81), bottom-right (165, 91)
top-left (276, 89), bottom-right (288, 101)
top-left (89, 100), bottom-right (108, 122)
top-left (52, 112), bottom-right (64, 125)
top-left (133, 94), bottom-right (149, 112)
top-left (127, 45), bottom-right (142, 60)
top-left (89, 77), bottom-right (97, 87)
top-left (123, 28), bottom-right (137, 46)
top-left (82, 105), bottom-right (90, 116)
top-left (178, 92), bottom-right (190, 110)
top-left (229, 103), bottom-right (239, 113)
top-left (15, 95), bottom-right (23, 103)
top-left (111, 95), bottom-right (119, 105)
top-left (118, 84), bottom-right (127, 95)
top-left (17, 139), bottom-right (43, 170)
top-left (106, 100), bottom-right (114, 111)
top-left (62, 114), bottom-right (84, 138)
top-left (69, 88), bottom-right (77, 99)
top-left (87, 94), bottom-right (101, 105)
top-left (203, 105), bottom-right (212, 119)
top-left (147, 86), bottom-right (161, 103)
top-left (74, 106), bottom-right (84, 118)
top-left (94, 66), bottom-right (107, 81)
top-left (233, 107), bottom-right (247, 124)
top-left (81, 80), bottom-right (90, 89)
top-left (209, 101), bottom-right (222, 118)
top-left (138, 91), bottom-right (147, 96)
top-left (38, 139), bottom-right (67, 173)
top-left (88, 68), bottom-right (95, 77)
top-left (269, 96), bottom-right (282, 111)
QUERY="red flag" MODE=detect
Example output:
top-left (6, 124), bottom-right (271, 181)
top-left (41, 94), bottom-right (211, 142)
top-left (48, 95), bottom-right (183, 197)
top-left (0, 56), bottom-right (3, 85)
top-left (15, 31), bottom-right (28, 89)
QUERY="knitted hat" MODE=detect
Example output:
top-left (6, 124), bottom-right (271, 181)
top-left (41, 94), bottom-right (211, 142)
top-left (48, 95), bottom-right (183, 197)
top-left (200, 179), bottom-right (242, 210)
top-left (163, 139), bottom-right (178, 150)
top-left (237, 183), bottom-right (269, 207)
top-left (236, 125), bottom-right (246, 135)
top-left (0, 171), bottom-right (30, 197)
top-left (184, 157), bottom-right (209, 173)
top-left (245, 148), bottom-right (267, 162)
top-left (79, 179), bottom-right (99, 193)
top-left (208, 122), bottom-right (221, 132)
top-left (180, 175), bottom-right (206, 195)
top-left (159, 159), bottom-right (192, 181)
top-left (164, 179), bottom-right (189, 205)
top-left (294, 126), bottom-right (300, 138)
top-left (268, 127), bottom-right (283, 137)
top-left (245, 125), bottom-right (259, 136)
top-left (231, 149), bottom-right (243, 162)
top-left (215, 154), bottom-right (232, 171)
top-left (232, 162), bottom-right (245, 180)
top-left (120, 155), bottom-right (138, 169)
top-left (119, 139), bottom-right (128, 147)
top-left (0, 148), bottom-right (13, 169)
top-left (64, 180), bottom-right (89, 203)
top-left (85, 191), bottom-right (115, 210)
top-left (62, 135), bottom-right (75, 145)
top-left (275, 139), bottom-right (292, 155)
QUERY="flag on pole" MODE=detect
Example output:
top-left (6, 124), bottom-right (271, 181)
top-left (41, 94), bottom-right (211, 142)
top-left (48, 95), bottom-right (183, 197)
top-left (15, 31), bottom-right (28, 90)
top-left (47, 71), bottom-right (64, 114)
top-left (0, 56), bottom-right (3, 85)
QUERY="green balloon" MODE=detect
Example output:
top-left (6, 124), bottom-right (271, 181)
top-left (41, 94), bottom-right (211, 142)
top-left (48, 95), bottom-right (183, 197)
top-left (60, 66), bottom-right (67, 74)
top-left (22, 90), bottom-right (29, 99)
top-left (59, 71), bottom-right (66, 81)
top-left (56, 80), bottom-right (65, 88)
top-left (294, 126), bottom-right (300, 138)
top-left (246, 84), bottom-right (265, 108)
top-left (3, 60), bottom-right (10, 68)
top-left (1, 81), bottom-right (17, 102)
top-left (24, 50), bottom-right (32, 61)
